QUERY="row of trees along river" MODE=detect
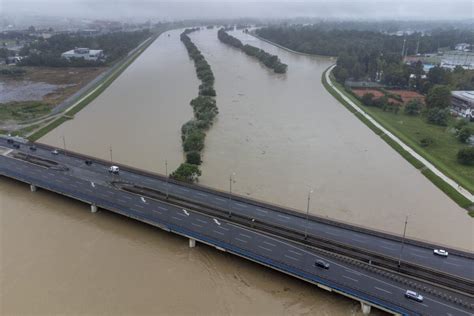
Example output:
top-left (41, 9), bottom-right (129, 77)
top-left (171, 28), bottom-right (218, 182)
top-left (218, 28), bottom-right (288, 74)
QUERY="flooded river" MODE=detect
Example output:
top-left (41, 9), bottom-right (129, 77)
top-left (2, 27), bottom-right (471, 314)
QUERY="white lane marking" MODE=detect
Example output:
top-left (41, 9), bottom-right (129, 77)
top-left (218, 226), bottom-right (229, 231)
top-left (345, 269), bottom-right (362, 276)
top-left (196, 218), bottom-right (208, 224)
top-left (421, 303), bottom-right (429, 308)
top-left (235, 238), bottom-right (248, 243)
top-left (239, 233), bottom-right (252, 239)
top-left (215, 197), bottom-right (226, 202)
top-left (157, 206), bottom-right (168, 211)
top-left (117, 199), bottom-right (127, 204)
top-left (196, 192), bottom-right (208, 197)
top-left (342, 275), bottom-right (359, 282)
top-left (123, 195), bottom-right (132, 200)
top-left (47, 172), bottom-right (55, 176)
top-left (85, 189), bottom-right (93, 193)
top-left (288, 249), bottom-right (302, 256)
top-left (151, 210), bottom-right (162, 215)
top-left (256, 208), bottom-right (268, 214)
top-left (325, 231), bottom-right (339, 236)
top-left (56, 179), bottom-right (64, 184)
top-left (179, 188), bottom-right (190, 192)
top-left (171, 216), bottom-right (183, 221)
top-left (182, 209), bottom-right (190, 216)
top-left (380, 240), bottom-right (395, 245)
top-left (236, 203), bottom-right (248, 208)
top-left (277, 214), bottom-right (290, 220)
top-left (443, 262), bottom-right (460, 267)
top-left (91, 182), bottom-right (96, 188)
top-left (380, 245), bottom-right (397, 250)
top-left (135, 204), bottom-right (144, 209)
top-left (411, 253), bottom-right (428, 259)
top-left (213, 219), bottom-right (221, 225)
top-left (141, 197), bottom-right (146, 203)
top-left (70, 184), bottom-right (78, 189)
top-left (263, 241), bottom-right (276, 247)
top-left (375, 287), bottom-right (392, 294)
top-left (258, 245), bottom-right (273, 252)
top-left (284, 255), bottom-right (300, 261)
top-left (213, 230), bottom-right (225, 235)
top-left (192, 223), bottom-right (203, 228)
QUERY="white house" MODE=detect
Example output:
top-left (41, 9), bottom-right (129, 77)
top-left (451, 91), bottom-right (474, 120)
top-left (61, 47), bottom-right (104, 61)
top-left (455, 43), bottom-right (470, 52)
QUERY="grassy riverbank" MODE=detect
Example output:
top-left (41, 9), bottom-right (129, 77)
top-left (322, 67), bottom-right (474, 213)
top-left (27, 28), bottom-right (170, 141)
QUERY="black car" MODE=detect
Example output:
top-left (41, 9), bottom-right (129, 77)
top-left (315, 260), bottom-right (330, 269)
top-left (85, 160), bottom-right (93, 166)
top-left (12, 143), bottom-right (20, 149)
top-left (29, 146), bottom-right (37, 151)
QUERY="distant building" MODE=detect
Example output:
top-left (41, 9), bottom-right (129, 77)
top-left (61, 47), bottom-right (104, 61)
top-left (451, 91), bottom-right (474, 120)
top-left (455, 43), bottom-right (471, 52)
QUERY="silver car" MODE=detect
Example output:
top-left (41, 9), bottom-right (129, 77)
top-left (405, 290), bottom-right (423, 302)
top-left (433, 249), bottom-right (448, 257)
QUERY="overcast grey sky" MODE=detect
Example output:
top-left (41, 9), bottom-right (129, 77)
top-left (1, 0), bottom-right (473, 20)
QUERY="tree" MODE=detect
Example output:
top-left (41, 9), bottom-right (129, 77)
top-left (404, 99), bottom-right (422, 115)
top-left (457, 147), bottom-right (474, 165)
top-left (186, 151), bottom-right (202, 165)
top-left (170, 163), bottom-right (202, 182)
top-left (457, 127), bottom-right (472, 143)
top-left (361, 93), bottom-right (375, 106)
top-left (427, 66), bottom-right (452, 86)
top-left (426, 107), bottom-right (449, 126)
top-left (426, 85), bottom-right (451, 109)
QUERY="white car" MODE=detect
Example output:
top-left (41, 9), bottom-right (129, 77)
top-left (108, 165), bottom-right (120, 174)
top-left (405, 290), bottom-right (423, 302)
top-left (433, 249), bottom-right (448, 257)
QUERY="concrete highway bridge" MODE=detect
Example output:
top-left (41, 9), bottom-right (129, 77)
top-left (0, 136), bottom-right (472, 315)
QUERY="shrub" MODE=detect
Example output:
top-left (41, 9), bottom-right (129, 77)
top-left (458, 127), bottom-right (473, 143)
top-left (361, 93), bottom-right (375, 106)
top-left (457, 147), bottom-right (474, 165)
top-left (426, 107), bottom-right (448, 126)
top-left (420, 137), bottom-right (434, 147)
top-left (170, 163), bottom-right (202, 182)
top-left (183, 130), bottom-right (205, 152)
top-left (186, 151), bottom-right (202, 165)
top-left (404, 99), bottom-right (422, 116)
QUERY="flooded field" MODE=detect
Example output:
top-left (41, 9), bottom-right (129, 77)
top-left (2, 28), bottom-right (471, 314)
top-left (0, 80), bottom-right (62, 103)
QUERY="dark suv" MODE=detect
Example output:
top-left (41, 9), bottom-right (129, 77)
top-left (315, 260), bottom-right (330, 269)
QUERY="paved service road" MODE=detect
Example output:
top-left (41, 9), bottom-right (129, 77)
top-left (0, 137), bottom-right (473, 316)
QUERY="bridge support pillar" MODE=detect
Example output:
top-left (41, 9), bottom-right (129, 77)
top-left (90, 204), bottom-right (98, 213)
top-left (30, 184), bottom-right (37, 192)
top-left (189, 238), bottom-right (196, 248)
top-left (360, 302), bottom-right (371, 315)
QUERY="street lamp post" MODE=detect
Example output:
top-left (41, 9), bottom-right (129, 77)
top-left (398, 215), bottom-right (408, 268)
top-left (62, 135), bottom-right (67, 156)
top-left (165, 160), bottom-right (169, 199)
top-left (228, 172), bottom-right (235, 217)
top-left (304, 189), bottom-right (313, 239)
top-left (109, 146), bottom-right (113, 163)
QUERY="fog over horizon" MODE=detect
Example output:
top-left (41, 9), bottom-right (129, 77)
top-left (1, 0), bottom-right (473, 21)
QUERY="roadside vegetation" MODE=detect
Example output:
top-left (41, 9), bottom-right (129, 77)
top-left (18, 30), bottom-right (151, 67)
top-left (218, 28), bottom-right (287, 74)
top-left (0, 101), bottom-right (53, 122)
top-left (171, 28), bottom-right (218, 183)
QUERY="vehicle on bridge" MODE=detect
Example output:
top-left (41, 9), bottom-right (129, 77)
top-left (405, 290), bottom-right (424, 302)
top-left (108, 165), bottom-right (120, 174)
top-left (434, 249), bottom-right (449, 257)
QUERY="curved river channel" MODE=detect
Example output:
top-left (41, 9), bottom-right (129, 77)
top-left (2, 28), bottom-right (472, 315)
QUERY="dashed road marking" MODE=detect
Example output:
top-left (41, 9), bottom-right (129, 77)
top-left (192, 223), bottom-right (203, 228)
top-left (235, 238), bottom-right (248, 243)
top-left (263, 241), bottom-right (276, 247)
top-left (342, 275), bottom-right (358, 282)
top-left (375, 287), bottom-right (392, 294)
top-left (258, 245), bottom-right (272, 252)
top-left (284, 255), bottom-right (299, 261)
top-left (157, 206), bottom-right (168, 211)
top-left (236, 203), bottom-right (248, 208)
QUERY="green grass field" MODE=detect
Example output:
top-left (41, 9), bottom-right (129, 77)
top-left (322, 67), bottom-right (474, 212)
top-left (0, 101), bottom-right (53, 122)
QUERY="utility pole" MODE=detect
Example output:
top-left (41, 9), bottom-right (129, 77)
top-left (109, 146), bottom-right (113, 163)
top-left (398, 215), bottom-right (408, 268)
top-left (165, 160), bottom-right (169, 199)
top-left (228, 172), bottom-right (235, 217)
top-left (304, 189), bottom-right (314, 239)
top-left (62, 135), bottom-right (67, 156)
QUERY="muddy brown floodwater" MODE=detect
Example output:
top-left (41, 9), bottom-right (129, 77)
top-left (1, 27), bottom-right (471, 314)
